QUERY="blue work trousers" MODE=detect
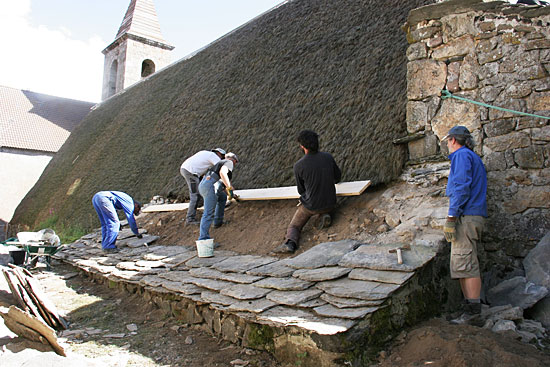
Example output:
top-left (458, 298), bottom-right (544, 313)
top-left (92, 193), bottom-right (120, 249)
top-left (198, 175), bottom-right (227, 240)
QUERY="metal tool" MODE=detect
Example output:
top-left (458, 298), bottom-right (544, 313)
top-left (389, 244), bottom-right (411, 264)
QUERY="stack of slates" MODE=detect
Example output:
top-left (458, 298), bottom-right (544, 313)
top-left (1, 265), bottom-right (67, 331)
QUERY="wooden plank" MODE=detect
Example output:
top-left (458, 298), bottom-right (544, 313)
top-left (234, 180), bottom-right (371, 201)
top-left (2, 270), bottom-right (29, 313)
top-left (142, 203), bottom-right (189, 213)
top-left (10, 266), bottom-right (66, 330)
top-left (5, 305), bottom-right (66, 356)
top-left (141, 181), bottom-right (371, 212)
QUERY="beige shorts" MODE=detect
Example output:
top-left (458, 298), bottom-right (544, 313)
top-left (450, 216), bottom-right (485, 279)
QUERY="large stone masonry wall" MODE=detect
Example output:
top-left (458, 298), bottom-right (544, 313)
top-left (403, 0), bottom-right (550, 272)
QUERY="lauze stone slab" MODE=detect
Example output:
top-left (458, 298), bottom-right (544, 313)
top-left (158, 270), bottom-right (197, 283)
top-left (320, 294), bottom-right (384, 308)
top-left (201, 290), bottom-right (238, 306)
top-left (313, 304), bottom-right (379, 319)
top-left (266, 289), bottom-right (323, 306)
top-left (212, 255), bottom-right (277, 273)
top-left (246, 260), bottom-right (295, 278)
top-left (254, 277), bottom-right (313, 291)
top-left (258, 306), bottom-right (357, 335)
top-left (348, 268), bottom-right (414, 285)
top-left (220, 284), bottom-right (272, 300)
top-left (285, 240), bottom-right (362, 269)
top-left (189, 267), bottom-right (263, 284)
top-left (316, 278), bottom-right (400, 301)
top-left (293, 267), bottom-right (351, 282)
top-left (338, 243), bottom-right (436, 272)
top-left (228, 298), bottom-right (278, 313)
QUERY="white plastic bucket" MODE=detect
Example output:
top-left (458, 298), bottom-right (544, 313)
top-left (196, 239), bottom-right (214, 257)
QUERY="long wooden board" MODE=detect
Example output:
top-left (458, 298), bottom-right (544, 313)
top-left (141, 180), bottom-right (371, 212)
top-left (142, 203), bottom-right (190, 213)
top-left (234, 180), bottom-right (371, 201)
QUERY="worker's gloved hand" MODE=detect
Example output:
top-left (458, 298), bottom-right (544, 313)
top-left (443, 218), bottom-right (456, 242)
top-left (226, 187), bottom-right (235, 199)
top-left (136, 234), bottom-right (143, 239)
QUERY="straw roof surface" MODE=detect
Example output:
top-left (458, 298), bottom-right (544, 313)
top-left (13, 0), bottom-right (434, 229)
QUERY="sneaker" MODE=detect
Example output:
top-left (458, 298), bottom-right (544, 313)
top-left (318, 214), bottom-right (332, 230)
top-left (273, 240), bottom-right (297, 254)
top-left (185, 220), bottom-right (200, 226)
top-left (103, 248), bottom-right (120, 253)
top-left (450, 312), bottom-right (484, 327)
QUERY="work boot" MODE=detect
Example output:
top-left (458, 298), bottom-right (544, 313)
top-left (317, 214), bottom-right (332, 230)
top-left (213, 220), bottom-right (229, 228)
top-left (450, 300), bottom-right (483, 326)
top-left (273, 240), bottom-right (297, 254)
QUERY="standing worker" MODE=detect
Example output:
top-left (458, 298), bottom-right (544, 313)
top-left (197, 152), bottom-right (239, 242)
top-left (442, 126), bottom-right (487, 325)
top-left (92, 191), bottom-right (142, 253)
top-left (180, 148), bottom-right (226, 225)
top-left (274, 130), bottom-right (341, 254)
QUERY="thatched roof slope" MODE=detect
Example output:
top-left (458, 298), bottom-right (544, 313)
top-left (12, 0), bottom-right (434, 229)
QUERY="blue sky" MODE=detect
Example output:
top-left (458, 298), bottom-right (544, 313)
top-left (0, 0), bottom-right (283, 102)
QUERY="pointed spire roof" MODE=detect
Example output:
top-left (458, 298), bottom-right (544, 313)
top-left (115, 0), bottom-right (169, 44)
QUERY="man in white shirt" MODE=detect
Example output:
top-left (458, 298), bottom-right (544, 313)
top-left (180, 148), bottom-right (226, 224)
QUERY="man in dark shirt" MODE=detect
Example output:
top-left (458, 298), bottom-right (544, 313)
top-left (274, 130), bottom-right (342, 253)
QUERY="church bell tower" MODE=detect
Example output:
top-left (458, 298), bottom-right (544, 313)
top-left (101, 0), bottom-right (174, 100)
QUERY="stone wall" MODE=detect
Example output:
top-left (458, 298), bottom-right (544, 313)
top-left (403, 0), bottom-right (550, 274)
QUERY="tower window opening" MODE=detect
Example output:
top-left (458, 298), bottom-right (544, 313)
top-left (141, 59), bottom-right (155, 77)
top-left (108, 60), bottom-right (118, 97)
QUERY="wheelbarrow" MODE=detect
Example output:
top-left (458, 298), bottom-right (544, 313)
top-left (22, 243), bottom-right (64, 270)
top-left (4, 231), bottom-right (63, 270)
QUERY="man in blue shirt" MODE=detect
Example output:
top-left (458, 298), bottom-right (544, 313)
top-left (92, 191), bottom-right (142, 252)
top-left (443, 126), bottom-right (487, 324)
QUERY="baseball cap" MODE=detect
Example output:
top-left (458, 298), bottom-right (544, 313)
top-left (442, 126), bottom-right (471, 141)
top-left (212, 148), bottom-right (226, 155)
top-left (225, 152), bottom-right (239, 163)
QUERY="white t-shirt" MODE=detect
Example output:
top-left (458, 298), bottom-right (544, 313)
top-left (181, 151), bottom-right (221, 176)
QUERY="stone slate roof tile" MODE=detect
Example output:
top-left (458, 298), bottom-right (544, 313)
top-left (59, 234), bottom-right (430, 337)
top-left (0, 85), bottom-right (93, 152)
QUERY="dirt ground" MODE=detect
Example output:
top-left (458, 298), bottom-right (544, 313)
top-left (2, 185), bottom-right (550, 366)
top-left (0, 263), bottom-right (280, 367)
top-left (141, 188), bottom-right (387, 258)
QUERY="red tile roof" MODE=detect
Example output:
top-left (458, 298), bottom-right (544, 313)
top-left (0, 86), bottom-right (94, 153)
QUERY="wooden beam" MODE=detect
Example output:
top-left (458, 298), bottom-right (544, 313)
top-left (234, 180), bottom-right (371, 201)
top-left (141, 180), bottom-right (371, 212)
top-left (142, 203), bottom-right (189, 213)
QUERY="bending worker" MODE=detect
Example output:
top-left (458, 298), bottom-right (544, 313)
top-left (442, 126), bottom-right (487, 325)
top-left (92, 191), bottom-right (142, 253)
top-left (180, 148), bottom-right (226, 225)
top-left (275, 130), bottom-right (341, 253)
top-left (198, 152), bottom-right (239, 242)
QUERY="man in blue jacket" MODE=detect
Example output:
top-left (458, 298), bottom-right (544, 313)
top-left (92, 191), bottom-right (142, 252)
top-left (442, 126), bottom-right (487, 324)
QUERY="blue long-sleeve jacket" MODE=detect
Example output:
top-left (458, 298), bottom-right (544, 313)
top-left (102, 191), bottom-right (139, 234)
top-left (446, 147), bottom-right (487, 218)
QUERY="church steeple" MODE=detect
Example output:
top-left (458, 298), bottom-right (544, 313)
top-left (101, 0), bottom-right (174, 101)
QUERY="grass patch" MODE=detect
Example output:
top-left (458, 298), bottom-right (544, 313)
top-left (36, 215), bottom-right (89, 244)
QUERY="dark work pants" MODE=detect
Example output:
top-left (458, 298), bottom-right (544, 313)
top-left (285, 204), bottom-right (334, 246)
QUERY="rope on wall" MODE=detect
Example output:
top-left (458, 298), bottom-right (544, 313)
top-left (441, 89), bottom-right (550, 120)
